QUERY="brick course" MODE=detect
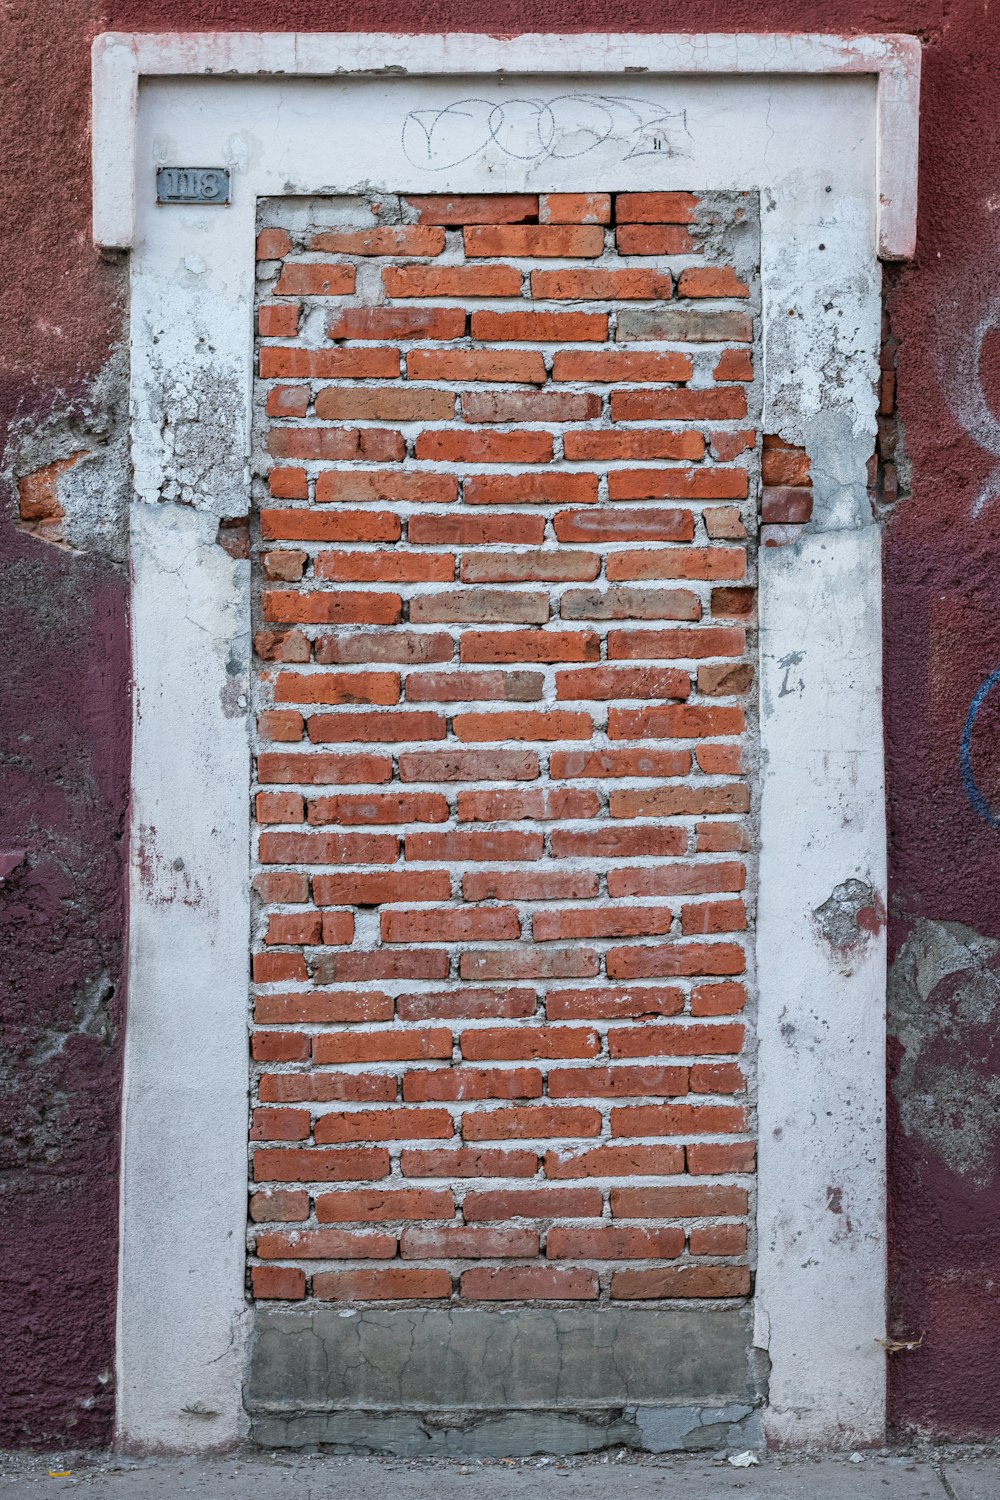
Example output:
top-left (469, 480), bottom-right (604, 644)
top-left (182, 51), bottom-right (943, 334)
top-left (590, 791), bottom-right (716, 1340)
top-left (249, 190), bottom-right (759, 1306)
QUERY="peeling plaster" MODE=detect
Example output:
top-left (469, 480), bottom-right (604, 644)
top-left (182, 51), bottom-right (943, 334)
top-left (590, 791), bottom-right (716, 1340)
top-left (3, 347), bottom-right (131, 562)
top-left (889, 919), bottom-right (1000, 1188)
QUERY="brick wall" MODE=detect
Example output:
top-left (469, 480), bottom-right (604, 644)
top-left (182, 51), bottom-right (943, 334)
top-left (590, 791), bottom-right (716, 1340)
top-left (249, 190), bottom-right (759, 1306)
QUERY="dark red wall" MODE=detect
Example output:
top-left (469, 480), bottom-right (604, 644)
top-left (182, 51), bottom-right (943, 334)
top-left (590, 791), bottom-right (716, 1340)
top-left (2, 0), bottom-right (997, 1446)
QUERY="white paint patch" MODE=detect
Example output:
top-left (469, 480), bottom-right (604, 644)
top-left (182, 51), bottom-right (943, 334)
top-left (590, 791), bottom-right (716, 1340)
top-left (110, 36), bottom-right (917, 1453)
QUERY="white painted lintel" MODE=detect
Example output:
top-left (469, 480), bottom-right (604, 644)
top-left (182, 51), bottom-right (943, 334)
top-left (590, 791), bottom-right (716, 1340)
top-left (91, 30), bottom-right (920, 258)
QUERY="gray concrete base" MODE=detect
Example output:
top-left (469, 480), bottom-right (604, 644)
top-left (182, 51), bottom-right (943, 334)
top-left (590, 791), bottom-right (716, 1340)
top-left (247, 1305), bottom-right (763, 1456)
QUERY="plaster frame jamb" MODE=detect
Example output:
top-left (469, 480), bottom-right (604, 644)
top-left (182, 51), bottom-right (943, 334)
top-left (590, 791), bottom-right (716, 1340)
top-left (91, 31), bottom-right (920, 258)
top-left (108, 42), bottom-right (918, 1455)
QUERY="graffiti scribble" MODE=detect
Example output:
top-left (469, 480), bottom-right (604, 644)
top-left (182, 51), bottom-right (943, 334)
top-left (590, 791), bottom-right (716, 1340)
top-left (950, 296), bottom-right (1000, 517)
top-left (401, 95), bottom-right (690, 172)
top-left (960, 668), bottom-right (1000, 828)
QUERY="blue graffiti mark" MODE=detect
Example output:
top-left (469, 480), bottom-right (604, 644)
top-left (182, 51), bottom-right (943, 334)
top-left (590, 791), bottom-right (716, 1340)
top-left (960, 669), bottom-right (1000, 827)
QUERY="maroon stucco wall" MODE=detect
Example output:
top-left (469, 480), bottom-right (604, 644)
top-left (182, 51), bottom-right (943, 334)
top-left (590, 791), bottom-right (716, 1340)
top-left (2, 0), bottom-right (997, 1447)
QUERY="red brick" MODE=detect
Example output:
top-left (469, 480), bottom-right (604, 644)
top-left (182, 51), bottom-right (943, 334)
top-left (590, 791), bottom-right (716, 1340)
top-left (464, 225), bottom-right (604, 257)
top-left (403, 1067), bottom-right (542, 1101)
top-left (397, 990), bottom-right (537, 1022)
top-left (314, 1268), bottom-right (452, 1299)
top-left (315, 1189), bottom-right (454, 1221)
top-left (608, 1023), bottom-right (745, 1058)
top-left (313, 1030), bottom-right (453, 1064)
top-left (309, 227), bottom-right (446, 255)
top-left (690, 1063), bottom-right (746, 1095)
top-left (256, 791), bottom-right (305, 824)
top-left (607, 863), bottom-right (746, 899)
top-left (552, 350), bottom-right (692, 383)
top-left (267, 466), bottom-right (308, 499)
top-left (251, 1031), bottom-right (310, 1063)
top-left (382, 908), bottom-right (520, 943)
top-left (690, 982), bottom-right (747, 1017)
top-left (460, 1266), bottom-right (598, 1299)
top-left (264, 913), bottom-right (321, 945)
top-left (405, 829), bottom-right (543, 864)
top-left (326, 306), bottom-right (465, 341)
top-left (268, 426), bottom-right (404, 462)
top-left (560, 586), bottom-right (700, 622)
top-left (549, 827), bottom-right (686, 860)
top-left (531, 268), bottom-right (670, 299)
top-left (611, 388), bottom-right (748, 421)
top-left (464, 472), bottom-right (599, 506)
top-left (606, 945), bottom-right (746, 981)
top-left (462, 391), bottom-right (601, 424)
top-left (402, 1227), bottom-right (539, 1258)
top-left (398, 750), bottom-right (540, 782)
top-left (457, 788), bottom-right (598, 822)
top-left (403, 195), bottom-right (538, 224)
top-left (534, 908), bottom-right (674, 941)
top-left (400, 1148), bottom-right (538, 1178)
top-left (414, 429), bottom-right (553, 464)
top-left (470, 310), bottom-right (608, 342)
top-left (249, 1188), bottom-right (309, 1222)
top-left (549, 749), bottom-right (691, 779)
top-left (460, 1027), bottom-right (599, 1062)
top-left (553, 509), bottom-right (694, 544)
top-left (607, 548), bottom-right (745, 583)
top-left (252, 953), bottom-right (307, 983)
top-left (252, 871), bottom-right (309, 904)
top-left (408, 513), bottom-right (545, 546)
top-left (546, 988), bottom-right (684, 1021)
top-left (607, 704), bottom-right (744, 739)
top-left (257, 753), bottom-right (393, 785)
top-left (460, 630), bottom-right (599, 664)
top-left (314, 632), bottom-right (453, 666)
top-left (678, 266), bottom-right (749, 298)
top-left (251, 1107), bottom-right (310, 1141)
top-left (314, 388), bottom-right (455, 422)
top-left (257, 228), bottom-right (292, 259)
top-left (308, 792), bottom-right (447, 825)
top-left (696, 822), bottom-right (751, 854)
top-left (259, 305), bottom-right (300, 338)
top-left (616, 225), bottom-right (696, 255)
top-left (259, 1073), bottom-right (395, 1104)
top-left (262, 548), bottom-right (306, 582)
top-left (615, 192), bottom-right (699, 223)
top-left (555, 667), bottom-right (690, 701)
top-left (460, 949), bottom-right (599, 982)
top-left (714, 349), bottom-right (754, 381)
top-left (461, 550), bottom-right (599, 584)
top-left (259, 347), bottom-right (399, 379)
top-left (263, 590), bottom-right (401, 626)
top-left (547, 1227), bottom-right (685, 1259)
top-left (461, 870), bottom-right (600, 902)
top-left (273, 263), bottom-right (356, 297)
top-left (311, 950), bottom-right (451, 984)
top-left (686, 1142), bottom-right (756, 1175)
top-left (316, 470), bottom-right (458, 505)
top-left (689, 1223), bottom-right (748, 1256)
top-left (312, 872), bottom-right (450, 905)
top-left (254, 992), bottom-right (392, 1025)
top-left (611, 1185), bottom-right (748, 1218)
top-left (462, 1106), bottom-right (601, 1141)
top-left (610, 1103), bottom-right (747, 1137)
top-left (257, 1229), bottom-right (396, 1260)
top-left (252, 1266), bottom-right (306, 1299)
top-left (607, 468), bottom-right (748, 502)
top-left (681, 899), bottom-right (747, 935)
top-left (703, 507), bottom-right (748, 540)
top-left (607, 627), bottom-right (745, 660)
top-left (548, 1065), bottom-right (687, 1098)
top-left (564, 430), bottom-right (704, 462)
top-left (261, 509), bottom-right (402, 543)
top-left (253, 1147), bottom-right (390, 1182)
top-left (463, 1187), bottom-right (603, 1219)
top-left (406, 670), bottom-right (544, 703)
top-left (384, 264), bottom-right (524, 298)
top-left (762, 485), bottom-right (813, 524)
top-left (258, 831), bottom-right (398, 865)
top-left (407, 349), bottom-right (546, 383)
top-left (314, 1109), bottom-right (454, 1143)
top-left (306, 709), bottom-right (444, 744)
top-left (544, 1145), bottom-right (684, 1178)
top-left (611, 1266), bottom-right (751, 1299)
top-left (761, 442), bottom-right (811, 486)
top-left (274, 671), bottom-right (400, 705)
top-left (539, 193), bottom-right (611, 224)
top-left (453, 711), bottom-right (592, 742)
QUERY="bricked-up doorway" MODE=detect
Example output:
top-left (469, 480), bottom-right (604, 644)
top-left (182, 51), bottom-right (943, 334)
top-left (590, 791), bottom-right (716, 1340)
top-left (249, 190), bottom-right (760, 1341)
top-left (112, 38), bottom-right (913, 1453)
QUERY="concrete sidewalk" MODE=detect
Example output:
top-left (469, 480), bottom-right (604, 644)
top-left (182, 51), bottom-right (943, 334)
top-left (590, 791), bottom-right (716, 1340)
top-left (1, 1450), bottom-right (998, 1499)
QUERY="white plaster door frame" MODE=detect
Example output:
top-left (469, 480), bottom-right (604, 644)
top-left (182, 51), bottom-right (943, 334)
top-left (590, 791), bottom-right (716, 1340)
top-left (92, 31), bottom-right (919, 1454)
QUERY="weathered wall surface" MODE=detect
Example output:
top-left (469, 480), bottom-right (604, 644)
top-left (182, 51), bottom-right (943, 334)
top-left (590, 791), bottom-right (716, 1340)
top-left (2, 0), bottom-right (998, 1449)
